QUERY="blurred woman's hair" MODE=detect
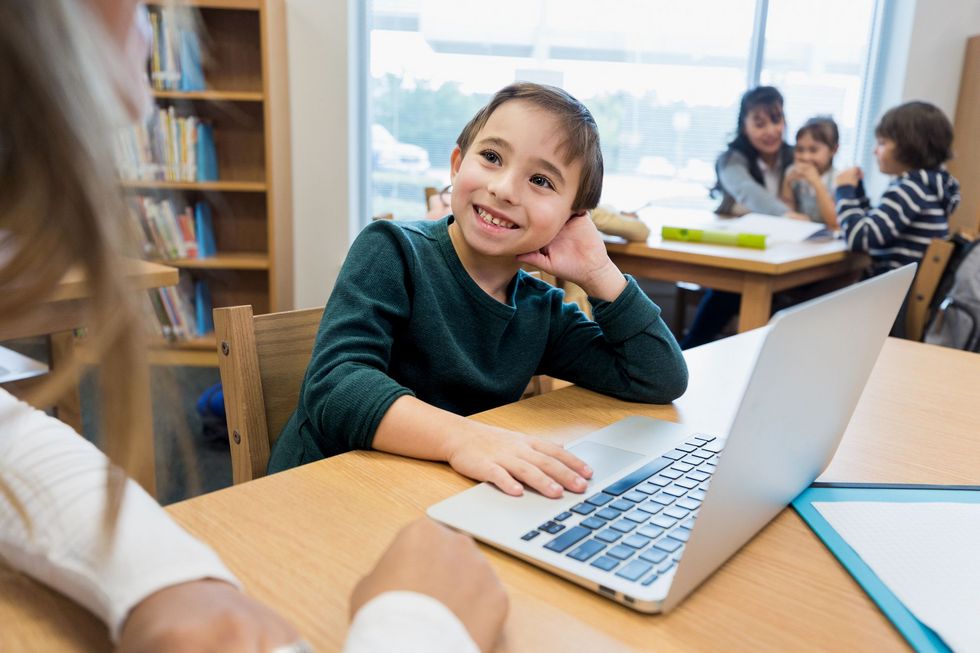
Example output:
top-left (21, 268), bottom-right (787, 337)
top-left (0, 0), bottom-right (153, 525)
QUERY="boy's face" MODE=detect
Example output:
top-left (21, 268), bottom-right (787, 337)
top-left (874, 137), bottom-right (908, 175)
top-left (449, 100), bottom-right (584, 261)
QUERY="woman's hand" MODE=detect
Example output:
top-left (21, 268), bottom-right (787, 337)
top-left (351, 519), bottom-right (508, 653)
top-left (118, 580), bottom-right (299, 652)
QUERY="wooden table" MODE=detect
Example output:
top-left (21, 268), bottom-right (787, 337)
top-left (605, 208), bottom-right (869, 332)
top-left (0, 260), bottom-right (178, 495)
top-left (3, 333), bottom-right (977, 651)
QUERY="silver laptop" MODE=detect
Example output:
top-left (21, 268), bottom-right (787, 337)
top-left (428, 264), bottom-right (915, 613)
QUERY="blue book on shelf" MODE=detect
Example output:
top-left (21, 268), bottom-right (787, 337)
top-left (179, 29), bottom-right (205, 91)
top-left (195, 123), bottom-right (219, 181)
top-left (194, 201), bottom-right (217, 257)
top-left (194, 280), bottom-right (214, 337)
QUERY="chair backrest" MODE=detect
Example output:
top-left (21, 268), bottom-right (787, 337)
top-left (214, 305), bottom-right (323, 484)
top-left (905, 238), bottom-right (955, 341)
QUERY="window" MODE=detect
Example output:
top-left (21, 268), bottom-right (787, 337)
top-left (367, 0), bottom-right (878, 221)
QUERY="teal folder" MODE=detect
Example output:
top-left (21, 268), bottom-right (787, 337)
top-left (792, 483), bottom-right (980, 653)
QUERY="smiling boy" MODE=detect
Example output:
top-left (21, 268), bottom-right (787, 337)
top-left (268, 83), bottom-right (688, 497)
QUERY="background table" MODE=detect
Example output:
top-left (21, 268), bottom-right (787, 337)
top-left (604, 208), bottom-right (869, 331)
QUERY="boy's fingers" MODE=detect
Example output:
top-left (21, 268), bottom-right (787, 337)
top-left (525, 451), bottom-right (587, 493)
top-left (504, 459), bottom-right (564, 498)
top-left (532, 440), bottom-right (593, 479)
top-left (485, 464), bottom-right (523, 497)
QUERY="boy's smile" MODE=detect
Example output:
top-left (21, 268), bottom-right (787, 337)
top-left (448, 100), bottom-right (583, 275)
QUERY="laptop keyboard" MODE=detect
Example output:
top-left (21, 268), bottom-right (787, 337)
top-left (520, 434), bottom-right (723, 587)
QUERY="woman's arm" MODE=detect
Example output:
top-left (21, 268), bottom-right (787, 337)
top-left (717, 151), bottom-right (791, 216)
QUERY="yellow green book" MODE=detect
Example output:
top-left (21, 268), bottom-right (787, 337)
top-left (661, 226), bottom-right (767, 249)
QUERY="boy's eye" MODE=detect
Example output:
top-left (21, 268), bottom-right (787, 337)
top-left (480, 150), bottom-right (500, 165)
top-left (530, 174), bottom-right (554, 190)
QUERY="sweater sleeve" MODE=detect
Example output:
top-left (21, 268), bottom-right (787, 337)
top-left (837, 179), bottom-right (915, 252)
top-left (301, 222), bottom-right (416, 451)
top-left (538, 276), bottom-right (688, 404)
top-left (0, 389), bottom-right (240, 642)
top-left (717, 151), bottom-right (790, 216)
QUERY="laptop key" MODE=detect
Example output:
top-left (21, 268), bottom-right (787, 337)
top-left (607, 544), bottom-right (636, 560)
top-left (638, 524), bottom-right (665, 539)
top-left (595, 528), bottom-right (622, 543)
top-left (674, 478), bottom-right (698, 490)
top-left (692, 434), bottom-right (716, 443)
top-left (641, 573), bottom-right (659, 586)
top-left (624, 510), bottom-right (650, 524)
top-left (648, 475), bottom-right (672, 487)
top-left (567, 539), bottom-right (606, 562)
top-left (639, 548), bottom-right (669, 564)
top-left (554, 511), bottom-right (573, 521)
top-left (662, 449), bottom-right (687, 460)
top-left (544, 526), bottom-right (590, 553)
top-left (521, 530), bottom-right (540, 541)
top-left (670, 462), bottom-right (695, 473)
top-left (586, 492), bottom-right (615, 506)
top-left (540, 521), bottom-right (565, 534)
top-left (651, 515), bottom-right (677, 529)
top-left (623, 490), bottom-right (647, 503)
top-left (571, 502), bottom-right (596, 515)
top-left (660, 468), bottom-right (683, 480)
top-left (651, 493), bottom-right (675, 506)
top-left (691, 450), bottom-right (712, 460)
top-left (657, 560), bottom-right (676, 574)
top-left (635, 483), bottom-right (658, 495)
top-left (670, 527), bottom-right (692, 543)
top-left (616, 559), bottom-right (653, 582)
top-left (682, 518), bottom-right (696, 530)
top-left (653, 537), bottom-right (684, 553)
top-left (610, 499), bottom-right (634, 511)
top-left (688, 489), bottom-right (707, 501)
top-left (664, 507), bottom-right (690, 520)
top-left (636, 501), bottom-right (663, 515)
top-left (596, 507), bottom-right (622, 520)
top-left (591, 555), bottom-right (619, 571)
top-left (610, 519), bottom-right (636, 533)
top-left (662, 485), bottom-right (687, 498)
top-left (622, 534), bottom-right (652, 549)
top-left (702, 443), bottom-right (724, 454)
top-left (674, 443), bottom-right (696, 453)
top-left (676, 498), bottom-right (701, 511)
top-left (602, 457), bottom-right (673, 496)
top-left (581, 517), bottom-right (606, 530)
top-left (687, 470), bottom-right (710, 482)
top-left (681, 454), bottom-right (702, 466)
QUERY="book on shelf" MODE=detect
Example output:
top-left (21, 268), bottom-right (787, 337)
top-left (147, 5), bottom-right (205, 92)
top-left (128, 196), bottom-right (216, 261)
top-left (144, 272), bottom-right (214, 342)
top-left (116, 107), bottom-right (218, 182)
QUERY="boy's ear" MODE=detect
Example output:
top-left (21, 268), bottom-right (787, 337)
top-left (449, 146), bottom-right (463, 183)
top-left (569, 210), bottom-right (588, 220)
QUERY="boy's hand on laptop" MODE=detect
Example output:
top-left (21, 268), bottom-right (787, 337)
top-left (516, 213), bottom-right (627, 303)
top-left (447, 423), bottom-right (593, 498)
top-left (351, 518), bottom-right (508, 653)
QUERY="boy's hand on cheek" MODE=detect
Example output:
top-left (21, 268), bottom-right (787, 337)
top-left (516, 213), bottom-right (628, 302)
top-left (446, 424), bottom-right (593, 499)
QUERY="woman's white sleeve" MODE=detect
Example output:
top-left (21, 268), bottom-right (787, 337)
top-left (0, 389), bottom-right (240, 641)
top-left (343, 591), bottom-right (480, 653)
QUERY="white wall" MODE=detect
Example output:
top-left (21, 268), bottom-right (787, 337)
top-left (285, 0), bottom-right (363, 309)
top-left (902, 0), bottom-right (980, 115)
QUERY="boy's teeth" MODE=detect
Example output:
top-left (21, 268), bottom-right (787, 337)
top-left (477, 207), bottom-right (515, 229)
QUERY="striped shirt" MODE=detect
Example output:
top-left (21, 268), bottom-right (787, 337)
top-left (836, 169), bottom-right (960, 276)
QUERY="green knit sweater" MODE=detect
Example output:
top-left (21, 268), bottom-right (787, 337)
top-left (267, 217), bottom-right (688, 473)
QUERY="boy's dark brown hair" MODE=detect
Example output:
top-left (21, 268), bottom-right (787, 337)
top-left (455, 82), bottom-right (603, 212)
top-left (875, 101), bottom-right (954, 170)
top-left (796, 116), bottom-right (839, 152)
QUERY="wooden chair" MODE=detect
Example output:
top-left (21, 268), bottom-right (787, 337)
top-left (214, 305), bottom-right (323, 484)
top-left (905, 238), bottom-right (956, 341)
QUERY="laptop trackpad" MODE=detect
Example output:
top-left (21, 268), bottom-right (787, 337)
top-left (567, 441), bottom-right (646, 486)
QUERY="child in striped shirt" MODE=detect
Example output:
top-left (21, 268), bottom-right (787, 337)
top-left (835, 101), bottom-right (960, 276)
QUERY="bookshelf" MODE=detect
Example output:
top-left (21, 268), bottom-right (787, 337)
top-left (131, 0), bottom-right (292, 366)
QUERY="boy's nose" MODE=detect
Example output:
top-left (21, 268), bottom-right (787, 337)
top-left (488, 170), bottom-right (520, 205)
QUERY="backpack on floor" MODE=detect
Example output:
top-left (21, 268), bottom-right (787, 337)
top-left (925, 235), bottom-right (980, 352)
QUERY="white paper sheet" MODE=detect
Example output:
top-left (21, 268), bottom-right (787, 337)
top-left (814, 501), bottom-right (980, 652)
top-left (712, 213), bottom-right (829, 245)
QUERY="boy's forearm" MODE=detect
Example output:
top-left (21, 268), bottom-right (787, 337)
top-left (578, 261), bottom-right (627, 302)
top-left (371, 395), bottom-right (473, 462)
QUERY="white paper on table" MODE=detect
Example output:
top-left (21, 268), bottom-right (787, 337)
top-left (814, 501), bottom-right (980, 653)
top-left (711, 213), bottom-right (830, 245)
